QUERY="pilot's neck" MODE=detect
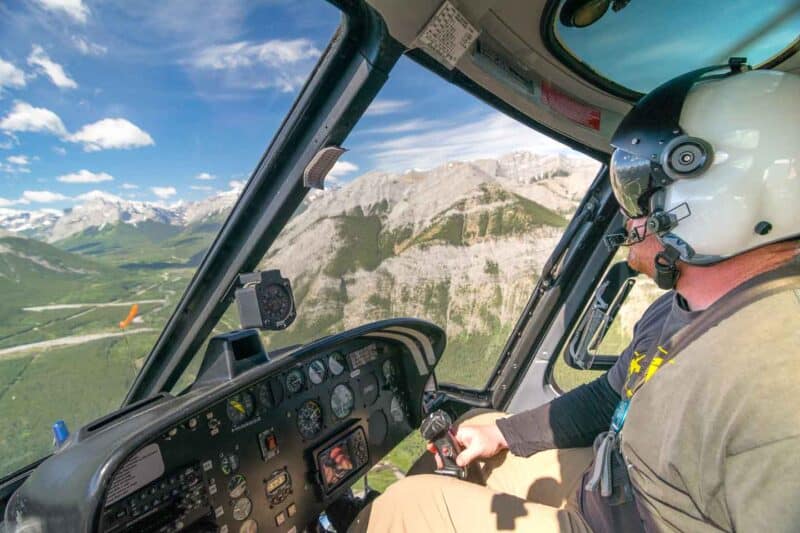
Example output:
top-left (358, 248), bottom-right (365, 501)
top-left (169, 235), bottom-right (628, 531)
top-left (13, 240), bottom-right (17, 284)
top-left (676, 240), bottom-right (799, 311)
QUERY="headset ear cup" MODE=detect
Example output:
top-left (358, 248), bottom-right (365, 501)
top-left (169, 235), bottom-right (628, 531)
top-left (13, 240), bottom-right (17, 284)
top-left (660, 136), bottom-right (713, 180)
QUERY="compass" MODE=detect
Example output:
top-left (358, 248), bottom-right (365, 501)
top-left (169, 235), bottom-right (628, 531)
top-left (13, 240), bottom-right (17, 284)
top-left (235, 270), bottom-right (297, 330)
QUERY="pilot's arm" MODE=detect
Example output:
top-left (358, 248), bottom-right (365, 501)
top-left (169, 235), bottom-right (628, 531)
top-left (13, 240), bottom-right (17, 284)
top-left (441, 292), bottom-right (674, 465)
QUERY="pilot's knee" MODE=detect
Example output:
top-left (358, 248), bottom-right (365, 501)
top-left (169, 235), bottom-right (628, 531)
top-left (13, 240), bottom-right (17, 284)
top-left (382, 474), bottom-right (445, 500)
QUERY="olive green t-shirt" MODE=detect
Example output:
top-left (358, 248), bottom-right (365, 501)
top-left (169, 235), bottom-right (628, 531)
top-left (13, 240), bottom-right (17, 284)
top-left (620, 288), bottom-right (800, 531)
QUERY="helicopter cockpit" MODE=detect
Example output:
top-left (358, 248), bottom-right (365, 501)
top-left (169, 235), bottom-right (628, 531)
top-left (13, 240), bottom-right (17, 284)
top-left (1, 0), bottom-right (798, 532)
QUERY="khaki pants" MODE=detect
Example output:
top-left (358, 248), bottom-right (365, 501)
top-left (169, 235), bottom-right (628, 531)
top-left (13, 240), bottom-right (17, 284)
top-left (349, 411), bottom-right (594, 533)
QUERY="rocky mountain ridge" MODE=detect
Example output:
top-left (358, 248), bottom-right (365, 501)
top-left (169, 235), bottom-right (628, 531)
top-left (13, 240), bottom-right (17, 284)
top-left (0, 151), bottom-right (597, 244)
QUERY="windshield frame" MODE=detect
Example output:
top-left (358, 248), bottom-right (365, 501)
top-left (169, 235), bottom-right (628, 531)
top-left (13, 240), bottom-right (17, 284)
top-left (540, 0), bottom-right (800, 101)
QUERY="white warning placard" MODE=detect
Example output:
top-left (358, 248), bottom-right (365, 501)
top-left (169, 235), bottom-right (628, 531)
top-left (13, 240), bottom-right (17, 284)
top-left (105, 443), bottom-right (165, 506)
top-left (415, 1), bottom-right (480, 69)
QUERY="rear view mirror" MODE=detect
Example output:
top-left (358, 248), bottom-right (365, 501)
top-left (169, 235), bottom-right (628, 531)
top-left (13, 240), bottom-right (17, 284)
top-left (566, 261), bottom-right (638, 370)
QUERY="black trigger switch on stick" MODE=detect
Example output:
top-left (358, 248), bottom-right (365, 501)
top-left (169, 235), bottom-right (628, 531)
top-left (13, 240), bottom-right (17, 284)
top-left (420, 410), bottom-right (468, 480)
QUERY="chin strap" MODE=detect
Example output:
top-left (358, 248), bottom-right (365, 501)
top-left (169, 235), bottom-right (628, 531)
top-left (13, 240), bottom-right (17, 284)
top-left (654, 245), bottom-right (681, 290)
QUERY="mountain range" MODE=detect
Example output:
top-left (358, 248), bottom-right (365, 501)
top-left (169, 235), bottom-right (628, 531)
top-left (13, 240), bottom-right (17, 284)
top-left (1, 151), bottom-right (601, 386)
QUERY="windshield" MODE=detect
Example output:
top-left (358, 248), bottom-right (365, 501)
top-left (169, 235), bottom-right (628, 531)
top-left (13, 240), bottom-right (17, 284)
top-left (554, 0), bottom-right (800, 93)
top-left (0, 0), bottom-right (338, 479)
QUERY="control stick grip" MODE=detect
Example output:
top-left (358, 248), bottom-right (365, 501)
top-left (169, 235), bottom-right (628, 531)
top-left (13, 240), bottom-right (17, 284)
top-left (420, 410), bottom-right (468, 480)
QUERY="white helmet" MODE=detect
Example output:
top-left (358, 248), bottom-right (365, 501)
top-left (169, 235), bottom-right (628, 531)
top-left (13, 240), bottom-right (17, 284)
top-left (609, 60), bottom-right (800, 287)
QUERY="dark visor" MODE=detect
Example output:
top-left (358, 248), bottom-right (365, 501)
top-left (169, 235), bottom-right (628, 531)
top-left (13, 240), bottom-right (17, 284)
top-left (609, 149), bottom-right (655, 218)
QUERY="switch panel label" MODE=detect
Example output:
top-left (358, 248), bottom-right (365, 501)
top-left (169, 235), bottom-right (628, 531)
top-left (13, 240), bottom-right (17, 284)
top-left (105, 443), bottom-right (165, 506)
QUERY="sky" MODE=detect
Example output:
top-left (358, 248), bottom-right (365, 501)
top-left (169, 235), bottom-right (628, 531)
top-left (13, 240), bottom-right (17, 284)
top-left (0, 0), bottom-right (577, 212)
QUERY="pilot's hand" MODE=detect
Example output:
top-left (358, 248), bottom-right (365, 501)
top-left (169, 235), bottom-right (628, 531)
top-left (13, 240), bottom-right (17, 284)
top-left (426, 423), bottom-right (508, 469)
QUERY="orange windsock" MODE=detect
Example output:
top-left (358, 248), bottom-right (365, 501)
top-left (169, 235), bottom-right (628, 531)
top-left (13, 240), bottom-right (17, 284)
top-left (119, 304), bottom-right (139, 329)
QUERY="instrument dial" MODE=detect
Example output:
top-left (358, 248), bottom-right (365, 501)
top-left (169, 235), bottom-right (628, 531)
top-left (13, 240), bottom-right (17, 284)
top-left (285, 368), bottom-right (305, 394)
top-left (232, 497), bottom-right (253, 521)
top-left (226, 392), bottom-right (255, 425)
top-left (382, 359), bottom-right (397, 388)
top-left (330, 384), bottom-right (355, 419)
top-left (297, 400), bottom-right (323, 440)
top-left (259, 283), bottom-right (292, 323)
top-left (239, 519), bottom-right (258, 533)
top-left (228, 474), bottom-right (248, 498)
top-left (220, 452), bottom-right (239, 475)
top-left (308, 359), bottom-right (327, 385)
top-left (328, 351), bottom-right (346, 376)
top-left (257, 379), bottom-right (283, 408)
top-left (390, 395), bottom-right (405, 423)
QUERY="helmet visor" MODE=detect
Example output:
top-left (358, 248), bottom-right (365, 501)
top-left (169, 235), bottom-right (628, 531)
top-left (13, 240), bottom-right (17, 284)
top-left (609, 149), bottom-right (654, 218)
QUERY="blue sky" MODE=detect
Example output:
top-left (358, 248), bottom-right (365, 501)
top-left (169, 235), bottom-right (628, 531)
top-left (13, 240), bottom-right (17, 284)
top-left (0, 0), bottom-right (574, 211)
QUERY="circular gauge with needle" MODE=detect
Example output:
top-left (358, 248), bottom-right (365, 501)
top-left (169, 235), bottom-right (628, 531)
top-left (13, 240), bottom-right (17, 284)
top-left (297, 400), bottom-right (323, 440)
top-left (232, 497), bottom-right (252, 521)
top-left (328, 351), bottom-right (346, 376)
top-left (330, 384), bottom-right (355, 419)
top-left (308, 359), bottom-right (327, 385)
top-left (228, 474), bottom-right (248, 499)
top-left (259, 283), bottom-right (292, 324)
top-left (382, 360), bottom-right (397, 388)
top-left (390, 394), bottom-right (405, 423)
top-left (285, 368), bottom-right (305, 394)
top-left (235, 270), bottom-right (296, 330)
top-left (226, 392), bottom-right (255, 425)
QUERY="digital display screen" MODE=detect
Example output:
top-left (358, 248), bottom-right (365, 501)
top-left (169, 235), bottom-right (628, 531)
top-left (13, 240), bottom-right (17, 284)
top-left (347, 343), bottom-right (378, 370)
top-left (318, 439), bottom-right (355, 489)
top-left (267, 471), bottom-right (288, 494)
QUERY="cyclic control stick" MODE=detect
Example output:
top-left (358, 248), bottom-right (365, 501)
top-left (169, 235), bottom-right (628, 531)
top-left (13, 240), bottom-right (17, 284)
top-left (420, 410), bottom-right (468, 479)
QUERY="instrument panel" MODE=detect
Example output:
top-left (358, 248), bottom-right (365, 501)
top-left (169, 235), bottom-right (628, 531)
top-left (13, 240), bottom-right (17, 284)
top-left (98, 338), bottom-right (421, 533)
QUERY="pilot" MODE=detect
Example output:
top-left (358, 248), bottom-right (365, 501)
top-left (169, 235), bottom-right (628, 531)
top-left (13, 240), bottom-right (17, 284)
top-left (349, 65), bottom-right (800, 532)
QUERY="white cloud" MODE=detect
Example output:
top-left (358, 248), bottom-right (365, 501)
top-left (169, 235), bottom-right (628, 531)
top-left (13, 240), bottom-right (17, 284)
top-left (194, 172), bottom-right (215, 180)
top-left (53, 146), bottom-right (67, 155)
top-left (67, 118), bottom-right (154, 151)
top-left (328, 160), bottom-right (358, 181)
top-left (72, 36), bottom-right (107, 56)
top-left (0, 101), bottom-right (67, 136)
top-left (191, 38), bottom-right (321, 93)
top-left (151, 186), bottom-right (176, 199)
top-left (369, 112), bottom-right (573, 172)
top-left (121, 183), bottom-right (138, 190)
top-left (0, 58), bottom-right (26, 91)
top-left (228, 180), bottom-right (246, 191)
top-left (57, 169), bottom-right (114, 183)
top-left (21, 190), bottom-right (69, 203)
top-left (0, 197), bottom-right (14, 207)
top-left (77, 190), bottom-right (123, 202)
top-left (190, 185), bottom-right (213, 191)
top-left (360, 119), bottom-right (442, 135)
top-left (364, 99), bottom-right (409, 116)
top-left (33, 0), bottom-right (89, 23)
top-left (7, 155), bottom-right (29, 166)
top-left (27, 45), bottom-right (78, 89)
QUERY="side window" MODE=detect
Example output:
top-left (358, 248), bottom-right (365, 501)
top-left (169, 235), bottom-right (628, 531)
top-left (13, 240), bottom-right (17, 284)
top-left (552, 258), bottom-right (665, 392)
